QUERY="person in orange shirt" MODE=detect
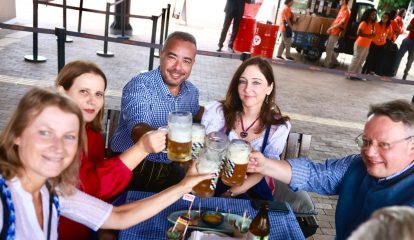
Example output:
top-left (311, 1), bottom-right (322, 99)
top-left (389, 10), bottom-right (401, 42)
top-left (276, 0), bottom-right (295, 61)
top-left (362, 12), bottom-right (392, 76)
top-left (347, 8), bottom-right (377, 80)
top-left (323, 0), bottom-right (350, 68)
top-left (396, 8), bottom-right (406, 36)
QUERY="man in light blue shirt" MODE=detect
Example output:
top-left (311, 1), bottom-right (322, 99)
top-left (248, 99), bottom-right (414, 240)
top-left (111, 31), bottom-right (203, 192)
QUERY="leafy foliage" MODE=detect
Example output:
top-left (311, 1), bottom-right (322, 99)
top-left (378, 0), bottom-right (410, 12)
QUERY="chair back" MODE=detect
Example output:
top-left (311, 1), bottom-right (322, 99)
top-left (103, 109), bottom-right (120, 158)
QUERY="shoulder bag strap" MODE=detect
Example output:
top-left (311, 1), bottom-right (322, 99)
top-left (260, 126), bottom-right (271, 153)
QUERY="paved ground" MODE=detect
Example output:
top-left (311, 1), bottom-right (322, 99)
top-left (1, 1), bottom-right (414, 239)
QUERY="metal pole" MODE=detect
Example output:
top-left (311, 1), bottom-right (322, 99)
top-left (155, 8), bottom-right (166, 57)
top-left (240, 52), bottom-right (252, 61)
top-left (165, 4), bottom-right (171, 40)
top-left (63, 0), bottom-right (73, 42)
top-left (25, 0), bottom-right (47, 62)
top-left (97, 2), bottom-right (114, 57)
top-left (78, 0), bottom-right (83, 32)
top-left (160, 8), bottom-right (166, 45)
top-left (55, 27), bottom-right (66, 72)
top-left (149, 15), bottom-right (158, 70)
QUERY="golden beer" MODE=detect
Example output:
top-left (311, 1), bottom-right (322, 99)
top-left (222, 139), bottom-right (251, 187)
top-left (167, 111), bottom-right (193, 162)
top-left (167, 138), bottom-right (192, 162)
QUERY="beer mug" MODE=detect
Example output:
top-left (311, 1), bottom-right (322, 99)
top-left (167, 111), bottom-right (193, 162)
top-left (222, 139), bottom-right (251, 187)
top-left (192, 132), bottom-right (229, 197)
top-left (191, 123), bottom-right (206, 159)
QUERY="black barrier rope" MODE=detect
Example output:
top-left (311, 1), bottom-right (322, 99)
top-left (1, 22), bottom-right (412, 85)
top-left (35, 0), bottom-right (170, 67)
top-left (37, 1), bottom-right (153, 21)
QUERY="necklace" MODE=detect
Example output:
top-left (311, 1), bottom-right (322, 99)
top-left (240, 115), bottom-right (260, 138)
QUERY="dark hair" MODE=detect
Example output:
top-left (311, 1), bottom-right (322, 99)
top-left (55, 60), bottom-right (107, 132)
top-left (284, 0), bottom-right (293, 5)
top-left (360, 8), bottom-right (377, 24)
top-left (390, 10), bottom-right (397, 20)
top-left (221, 57), bottom-right (290, 133)
top-left (0, 88), bottom-right (85, 195)
top-left (162, 31), bottom-right (197, 51)
top-left (398, 8), bottom-right (406, 17)
top-left (381, 12), bottom-right (391, 27)
top-left (367, 100), bottom-right (414, 131)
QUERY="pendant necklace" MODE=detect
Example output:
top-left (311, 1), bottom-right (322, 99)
top-left (240, 115), bottom-right (260, 138)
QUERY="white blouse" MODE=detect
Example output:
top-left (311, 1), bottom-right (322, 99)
top-left (0, 177), bottom-right (112, 240)
top-left (201, 101), bottom-right (291, 159)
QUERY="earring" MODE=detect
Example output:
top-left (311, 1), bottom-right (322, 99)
top-left (265, 95), bottom-right (269, 104)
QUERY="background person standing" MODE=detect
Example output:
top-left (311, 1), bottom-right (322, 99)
top-left (276, 0), bottom-right (295, 61)
top-left (323, 0), bottom-right (350, 68)
top-left (393, 18), bottom-right (414, 80)
top-left (217, 0), bottom-right (246, 53)
top-left (347, 8), bottom-right (377, 80)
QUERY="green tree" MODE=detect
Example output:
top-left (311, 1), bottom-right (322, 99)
top-left (378, 0), bottom-right (410, 12)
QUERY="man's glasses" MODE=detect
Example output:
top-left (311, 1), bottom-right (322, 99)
top-left (355, 133), bottom-right (414, 151)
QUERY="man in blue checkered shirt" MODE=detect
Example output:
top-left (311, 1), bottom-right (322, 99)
top-left (248, 100), bottom-right (414, 240)
top-left (110, 31), bottom-right (203, 192)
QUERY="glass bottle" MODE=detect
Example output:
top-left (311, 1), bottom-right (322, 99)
top-left (247, 203), bottom-right (270, 239)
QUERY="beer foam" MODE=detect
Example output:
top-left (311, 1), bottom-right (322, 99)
top-left (227, 143), bottom-right (250, 164)
top-left (192, 125), bottom-right (205, 143)
top-left (192, 134), bottom-right (205, 144)
top-left (169, 129), bottom-right (192, 143)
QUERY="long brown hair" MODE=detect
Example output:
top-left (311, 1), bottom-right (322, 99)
top-left (0, 87), bottom-right (85, 195)
top-left (55, 60), bottom-right (107, 132)
top-left (221, 57), bottom-right (289, 133)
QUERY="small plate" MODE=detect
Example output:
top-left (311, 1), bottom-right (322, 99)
top-left (167, 210), bottom-right (251, 234)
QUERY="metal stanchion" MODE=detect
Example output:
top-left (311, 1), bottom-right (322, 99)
top-left (149, 15), bottom-right (158, 70)
top-left (55, 27), bottom-right (66, 72)
top-left (165, 4), bottom-right (170, 40)
top-left (62, 0), bottom-right (73, 42)
top-left (97, 2), bottom-right (115, 57)
top-left (25, 0), bottom-right (47, 62)
top-left (240, 52), bottom-right (252, 61)
top-left (154, 8), bottom-right (166, 58)
top-left (77, 0), bottom-right (83, 32)
top-left (117, 0), bottom-right (129, 39)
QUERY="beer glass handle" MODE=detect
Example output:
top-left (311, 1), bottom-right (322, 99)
top-left (158, 126), bottom-right (168, 153)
